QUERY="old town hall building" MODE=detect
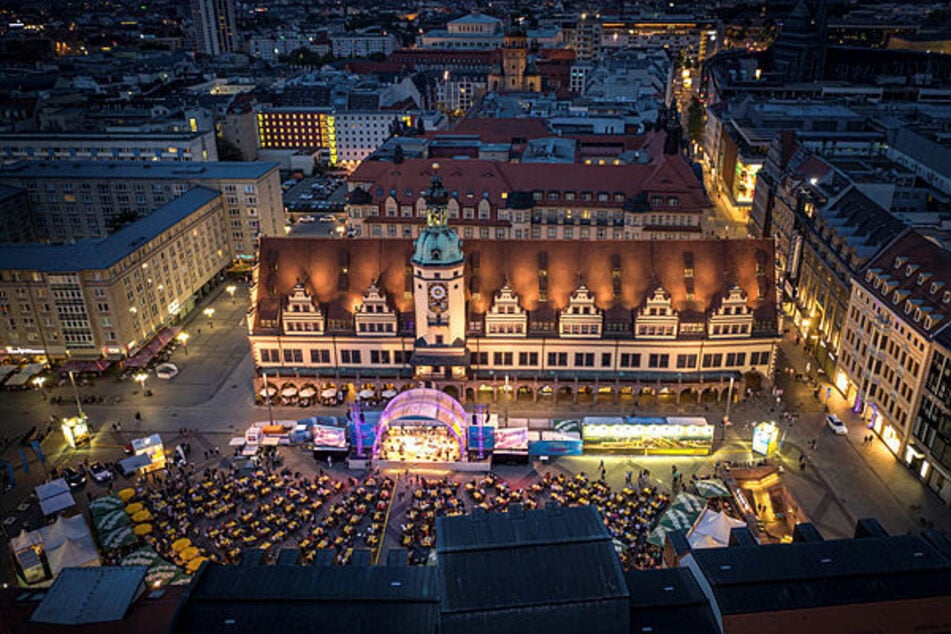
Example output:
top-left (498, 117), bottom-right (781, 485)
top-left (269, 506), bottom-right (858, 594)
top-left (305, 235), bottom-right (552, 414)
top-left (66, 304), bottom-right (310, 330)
top-left (247, 166), bottom-right (779, 405)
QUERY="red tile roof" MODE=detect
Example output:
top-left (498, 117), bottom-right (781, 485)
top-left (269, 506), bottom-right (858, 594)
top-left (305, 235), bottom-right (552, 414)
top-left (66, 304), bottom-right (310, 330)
top-left (449, 118), bottom-right (552, 143)
top-left (348, 156), bottom-right (707, 211)
top-left (253, 236), bottom-right (777, 332)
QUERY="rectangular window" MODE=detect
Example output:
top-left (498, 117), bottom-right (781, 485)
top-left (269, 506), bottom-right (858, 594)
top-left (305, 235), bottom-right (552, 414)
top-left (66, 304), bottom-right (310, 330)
top-left (676, 354), bottom-right (697, 369)
top-left (474, 351), bottom-right (488, 365)
top-left (601, 352), bottom-right (612, 368)
top-left (518, 352), bottom-right (539, 366)
top-left (574, 352), bottom-right (594, 367)
top-left (310, 349), bottom-right (330, 363)
top-left (547, 352), bottom-right (568, 367)
top-left (648, 354), bottom-right (669, 368)
top-left (620, 353), bottom-right (641, 368)
top-left (702, 353), bottom-right (723, 368)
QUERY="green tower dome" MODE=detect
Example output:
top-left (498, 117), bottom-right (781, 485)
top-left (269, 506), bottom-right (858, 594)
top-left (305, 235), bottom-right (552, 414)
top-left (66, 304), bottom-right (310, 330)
top-left (412, 165), bottom-right (464, 266)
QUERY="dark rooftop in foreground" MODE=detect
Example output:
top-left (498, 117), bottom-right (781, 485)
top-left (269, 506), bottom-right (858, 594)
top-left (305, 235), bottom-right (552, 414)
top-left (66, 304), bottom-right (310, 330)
top-left (436, 505), bottom-right (630, 634)
top-left (170, 561), bottom-right (440, 634)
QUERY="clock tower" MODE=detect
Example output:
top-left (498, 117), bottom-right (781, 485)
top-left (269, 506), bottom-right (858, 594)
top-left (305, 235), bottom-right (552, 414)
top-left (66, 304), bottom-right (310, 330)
top-left (411, 164), bottom-right (467, 380)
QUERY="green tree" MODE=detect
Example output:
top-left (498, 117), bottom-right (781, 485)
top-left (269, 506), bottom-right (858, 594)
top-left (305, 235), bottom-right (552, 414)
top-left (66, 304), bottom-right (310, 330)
top-left (107, 209), bottom-right (140, 232)
top-left (216, 136), bottom-right (243, 161)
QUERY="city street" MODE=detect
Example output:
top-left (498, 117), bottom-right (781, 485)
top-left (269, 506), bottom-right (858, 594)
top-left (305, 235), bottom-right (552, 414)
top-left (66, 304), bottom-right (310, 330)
top-left (2, 283), bottom-right (950, 584)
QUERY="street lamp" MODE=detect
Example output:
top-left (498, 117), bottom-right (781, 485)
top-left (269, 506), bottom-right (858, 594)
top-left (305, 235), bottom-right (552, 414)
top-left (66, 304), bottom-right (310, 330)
top-left (226, 284), bottom-right (237, 304)
top-left (134, 371), bottom-right (148, 394)
top-left (203, 307), bottom-right (215, 329)
top-left (176, 331), bottom-right (189, 355)
top-left (32, 375), bottom-right (46, 400)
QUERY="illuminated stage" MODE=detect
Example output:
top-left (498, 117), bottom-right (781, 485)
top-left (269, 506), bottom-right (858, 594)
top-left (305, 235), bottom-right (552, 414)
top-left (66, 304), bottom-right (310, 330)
top-left (347, 388), bottom-right (492, 471)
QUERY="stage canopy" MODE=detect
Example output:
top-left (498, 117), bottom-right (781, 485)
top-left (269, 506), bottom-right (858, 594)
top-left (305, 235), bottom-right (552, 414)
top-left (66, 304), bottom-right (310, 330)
top-left (372, 388), bottom-right (467, 456)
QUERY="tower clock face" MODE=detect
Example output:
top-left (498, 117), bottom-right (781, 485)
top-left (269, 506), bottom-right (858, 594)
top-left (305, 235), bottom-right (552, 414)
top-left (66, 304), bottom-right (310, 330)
top-left (428, 282), bottom-right (448, 313)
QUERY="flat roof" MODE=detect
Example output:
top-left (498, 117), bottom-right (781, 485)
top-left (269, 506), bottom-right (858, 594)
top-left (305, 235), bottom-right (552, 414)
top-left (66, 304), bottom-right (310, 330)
top-left (0, 131), bottom-right (209, 141)
top-left (0, 187), bottom-right (220, 272)
top-left (0, 183), bottom-right (23, 202)
top-left (0, 160), bottom-right (279, 181)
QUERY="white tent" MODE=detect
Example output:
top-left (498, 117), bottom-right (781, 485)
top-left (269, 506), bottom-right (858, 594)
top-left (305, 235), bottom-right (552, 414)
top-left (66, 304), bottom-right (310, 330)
top-left (11, 514), bottom-right (100, 583)
top-left (35, 479), bottom-right (76, 516)
top-left (687, 508), bottom-right (749, 550)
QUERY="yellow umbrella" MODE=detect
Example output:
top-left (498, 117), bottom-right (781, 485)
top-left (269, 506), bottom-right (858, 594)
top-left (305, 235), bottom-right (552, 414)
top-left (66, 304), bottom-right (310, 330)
top-left (172, 538), bottom-right (192, 552)
top-left (118, 488), bottom-right (136, 502)
top-left (133, 523), bottom-right (153, 536)
top-left (186, 556), bottom-right (207, 573)
top-left (124, 502), bottom-right (144, 515)
top-left (180, 546), bottom-right (200, 561)
top-left (132, 510), bottom-right (152, 523)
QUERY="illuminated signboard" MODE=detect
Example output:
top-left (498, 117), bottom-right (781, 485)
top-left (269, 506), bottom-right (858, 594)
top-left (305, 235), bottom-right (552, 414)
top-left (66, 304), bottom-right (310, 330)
top-left (582, 416), bottom-right (714, 455)
top-left (752, 421), bottom-right (780, 456)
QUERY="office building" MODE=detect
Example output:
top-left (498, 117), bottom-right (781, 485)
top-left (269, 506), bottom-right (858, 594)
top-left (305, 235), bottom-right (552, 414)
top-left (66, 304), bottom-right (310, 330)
top-left (191, 0), bottom-right (238, 57)
top-left (0, 160), bottom-right (284, 260)
top-left (0, 189), bottom-right (230, 361)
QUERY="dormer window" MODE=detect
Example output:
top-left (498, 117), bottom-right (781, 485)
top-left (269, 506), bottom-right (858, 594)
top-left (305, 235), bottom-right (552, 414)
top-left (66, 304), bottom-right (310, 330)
top-left (944, 292), bottom-right (951, 304)
top-left (431, 249), bottom-right (441, 261)
top-left (559, 282), bottom-right (602, 338)
top-left (894, 256), bottom-right (907, 270)
top-left (905, 264), bottom-right (919, 277)
top-left (930, 282), bottom-right (944, 295)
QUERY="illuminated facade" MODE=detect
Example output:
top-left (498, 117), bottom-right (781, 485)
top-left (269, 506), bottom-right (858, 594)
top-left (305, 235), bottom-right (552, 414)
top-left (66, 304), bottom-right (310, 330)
top-left (249, 169), bottom-right (779, 404)
top-left (837, 231), bottom-right (951, 484)
top-left (600, 19), bottom-right (720, 61)
top-left (256, 108), bottom-right (331, 151)
top-left (346, 153), bottom-right (708, 241)
top-left (0, 189), bottom-right (230, 361)
top-left (256, 109), bottom-right (417, 169)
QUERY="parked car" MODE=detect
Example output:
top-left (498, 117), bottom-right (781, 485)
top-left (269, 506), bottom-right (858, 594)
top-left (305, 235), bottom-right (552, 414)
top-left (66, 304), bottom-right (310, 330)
top-left (826, 414), bottom-right (848, 435)
top-left (62, 466), bottom-right (87, 489)
top-left (299, 215), bottom-right (316, 223)
top-left (89, 461), bottom-right (112, 483)
top-left (319, 214), bottom-right (336, 223)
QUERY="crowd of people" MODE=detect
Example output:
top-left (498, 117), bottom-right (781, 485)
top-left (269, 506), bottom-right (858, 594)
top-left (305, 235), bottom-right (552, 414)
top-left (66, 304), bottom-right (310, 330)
top-left (119, 465), bottom-right (394, 569)
top-left (392, 470), bottom-right (672, 570)
top-left (98, 455), bottom-right (701, 574)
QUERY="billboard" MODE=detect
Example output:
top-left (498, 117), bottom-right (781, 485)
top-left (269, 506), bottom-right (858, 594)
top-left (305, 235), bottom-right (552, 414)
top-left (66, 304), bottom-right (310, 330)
top-left (582, 417), bottom-right (714, 455)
